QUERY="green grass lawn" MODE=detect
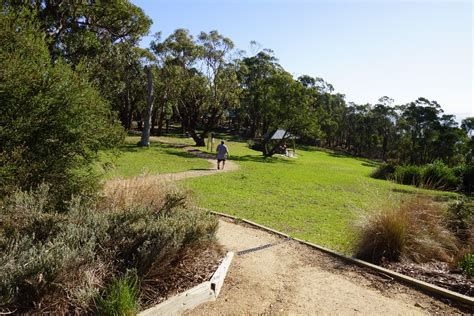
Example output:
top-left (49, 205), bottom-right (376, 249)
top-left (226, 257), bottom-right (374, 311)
top-left (103, 134), bottom-right (456, 254)
top-left (98, 136), bottom-right (210, 179)
top-left (179, 138), bottom-right (456, 254)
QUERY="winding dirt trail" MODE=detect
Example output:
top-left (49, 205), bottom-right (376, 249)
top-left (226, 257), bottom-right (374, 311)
top-left (155, 144), bottom-right (239, 181)
top-left (105, 143), bottom-right (239, 190)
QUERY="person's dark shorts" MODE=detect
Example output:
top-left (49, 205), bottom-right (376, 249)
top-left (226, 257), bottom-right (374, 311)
top-left (217, 159), bottom-right (226, 163)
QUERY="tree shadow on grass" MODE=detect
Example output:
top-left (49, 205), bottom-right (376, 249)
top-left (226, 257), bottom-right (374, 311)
top-left (232, 155), bottom-right (295, 164)
top-left (118, 142), bottom-right (182, 154)
top-left (160, 149), bottom-right (206, 160)
top-left (392, 188), bottom-right (417, 195)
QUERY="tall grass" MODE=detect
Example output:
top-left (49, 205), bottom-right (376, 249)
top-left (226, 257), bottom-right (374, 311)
top-left (97, 269), bottom-right (140, 316)
top-left (354, 196), bottom-right (460, 264)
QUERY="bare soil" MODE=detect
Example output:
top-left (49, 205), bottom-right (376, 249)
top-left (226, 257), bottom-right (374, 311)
top-left (383, 261), bottom-right (473, 297)
top-left (189, 219), bottom-right (472, 315)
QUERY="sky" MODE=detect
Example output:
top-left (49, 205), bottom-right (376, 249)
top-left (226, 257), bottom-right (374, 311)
top-left (132, 0), bottom-right (473, 122)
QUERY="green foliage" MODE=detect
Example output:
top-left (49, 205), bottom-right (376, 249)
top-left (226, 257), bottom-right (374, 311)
top-left (0, 11), bottom-right (124, 208)
top-left (394, 165), bottom-right (423, 186)
top-left (458, 253), bottom-right (474, 278)
top-left (421, 161), bottom-right (459, 190)
top-left (370, 162), bottom-right (396, 180)
top-left (447, 199), bottom-right (474, 242)
top-left (97, 270), bottom-right (139, 316)
top-left (150, 29), bottom-right (239, 146)
top-left (460, 164), bottom-right (474, 194)
top-left (238, 52), bottom-right (320, 156)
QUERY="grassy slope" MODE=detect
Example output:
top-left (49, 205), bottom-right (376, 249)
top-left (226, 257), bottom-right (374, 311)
top-left (98, 136), bottom-right (210, 179)
top-left (103, 135), bottom-right (456, 254)
top-left (181, 139), bottom-right (456, 253)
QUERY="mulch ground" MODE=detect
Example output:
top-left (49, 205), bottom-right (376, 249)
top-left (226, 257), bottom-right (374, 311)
top-left (383, 260), bottom-right (473, 297)
top-left (140, 242), bottom-right (225, 309)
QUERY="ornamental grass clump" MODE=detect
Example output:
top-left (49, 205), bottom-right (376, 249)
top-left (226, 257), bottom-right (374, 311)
top-left (354, 196), bottom-right (460, 264)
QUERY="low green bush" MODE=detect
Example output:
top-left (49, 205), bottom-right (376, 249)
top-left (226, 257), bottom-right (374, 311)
top-left (0, 179), bottom-right (218, 313)
top-left (97, 269), bottom-right (139, 316)
top-left (447, 199), bottom-right (474, 242)
top-left (461, 164), bottom-right (474, 194)
top-left (421, 161), bottom-right (459, 190)
top-left (458, 253), bottom-right (474, 278)
top-left (370, 162), bottom-right (396, 180)
top-left (393, 165), bottom-right (423, 186)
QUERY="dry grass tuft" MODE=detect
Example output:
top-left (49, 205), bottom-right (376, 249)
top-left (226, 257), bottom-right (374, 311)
top-left (102, 175), bottom-right (189, 212)
top-left (355, 196), bottom-right (460, 264)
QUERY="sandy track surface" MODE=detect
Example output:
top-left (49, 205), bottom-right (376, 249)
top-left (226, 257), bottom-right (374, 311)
top-left (189, 219), bottom-right (466, 315)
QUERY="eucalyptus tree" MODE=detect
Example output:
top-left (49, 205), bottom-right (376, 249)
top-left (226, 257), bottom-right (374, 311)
top-left (151, 29), bottom-right (239, 146)
top-left (397, 98), bottom-right (443, 164)
top-left (461, 117), bottom-right (474, 163)
top-left (3, 0), bottom-right (152, 64)
top-left (371, 97), bottom-right (398, 161)
top-left (4, 0), bottom-right (152, 130)
top-left (238, 50), bottom-right (283, 138)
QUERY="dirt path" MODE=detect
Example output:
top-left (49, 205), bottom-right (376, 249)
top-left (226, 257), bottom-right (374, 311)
top-left (189, 219), bottom-right (466, 315)
top-left (155, 145), bottom-right (239, 181)
top-left (105, 143), bottom-right (239, 190)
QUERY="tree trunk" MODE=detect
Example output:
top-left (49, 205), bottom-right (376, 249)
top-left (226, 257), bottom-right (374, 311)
top-left (138, 66), bottom-right (154, 147)
top-left (150, 106), bottom-right (158, 135)
top-left (188, 129), bottom-right (205, 146)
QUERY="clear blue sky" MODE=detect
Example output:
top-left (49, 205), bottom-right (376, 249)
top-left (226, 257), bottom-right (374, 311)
top-left (132, 0), bottom-right (473, 121)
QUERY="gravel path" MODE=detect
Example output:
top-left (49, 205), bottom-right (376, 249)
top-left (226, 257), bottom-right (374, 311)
top-left (189, 219), bottom-right (466, 315)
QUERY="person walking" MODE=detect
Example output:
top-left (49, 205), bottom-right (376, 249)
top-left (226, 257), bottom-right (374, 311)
top-left (216, 140), bottom-right (229, 170)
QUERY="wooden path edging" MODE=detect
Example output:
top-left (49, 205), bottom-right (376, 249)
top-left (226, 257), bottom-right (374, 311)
top-left (139, 252), bottom-right (234, 316)
top-left (210, 211), bottom-right (474, 307)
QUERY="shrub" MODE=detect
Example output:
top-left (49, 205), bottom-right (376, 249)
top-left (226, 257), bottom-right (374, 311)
top-left (0, 179), bottom-right (218, 313)
top-left (446, 199), bottom-right (474, 242)
top-left (370, 162), bottom-right (396, 180)
top-left (393, 165), bottom-right (423, 186)
top-left (0, 11), bottom-right (123, 209)
top-left (461, 164), bottom-right (474, 194)
top-left (354, 196), bottom-right (459, 264)
top-left (421, 161), bottom-right (459, 190)
top-left (458, 253), bottom-right (474, 278)
top-left (97, 269), bottom-right (140, 316)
